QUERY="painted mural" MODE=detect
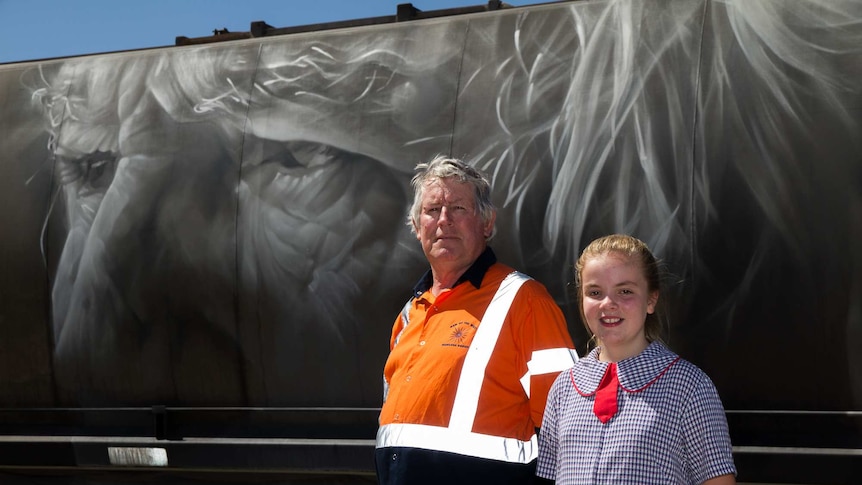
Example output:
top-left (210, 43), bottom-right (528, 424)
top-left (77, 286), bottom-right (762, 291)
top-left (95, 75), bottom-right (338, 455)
top-left (0, 0), bottom-right (860, 420)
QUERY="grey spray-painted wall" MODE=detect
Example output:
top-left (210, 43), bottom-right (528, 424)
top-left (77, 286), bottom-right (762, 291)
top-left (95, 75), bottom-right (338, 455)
top-left (0, 0), bottom-right (860, 413)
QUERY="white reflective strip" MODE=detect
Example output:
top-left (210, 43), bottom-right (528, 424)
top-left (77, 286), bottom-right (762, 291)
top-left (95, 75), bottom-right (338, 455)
top-left (392, 299), bottom-right (413, 348)
top-left (519, 347), bottom-right (579, 397)
top-left (529, 348), bottom-right (579, 377)
top-left (386, 299), bottom-right (414, 403)
top-left (449, 272), bottom-right (530, 432)
top-left (376, 423), bottom-right (537, 463)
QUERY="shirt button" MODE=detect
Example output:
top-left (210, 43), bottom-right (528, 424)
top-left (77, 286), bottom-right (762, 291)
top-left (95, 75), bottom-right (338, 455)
top-left (419, 340), bottom-right (426, 346)
top-left (392, 453), bottom-right (397, 461)
top-left (406, 376), bottom-right (412, 382)
top-left (394, 413), bottom-right (400, 420)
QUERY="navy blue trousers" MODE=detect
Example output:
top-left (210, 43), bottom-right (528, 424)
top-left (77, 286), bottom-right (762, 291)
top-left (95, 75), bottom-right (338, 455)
top-left (375, 446), bottom-right (537, 485)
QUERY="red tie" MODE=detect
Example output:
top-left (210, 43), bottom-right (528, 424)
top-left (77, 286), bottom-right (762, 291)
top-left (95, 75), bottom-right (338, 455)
top-left (593, 363), bottom-right (619, 423)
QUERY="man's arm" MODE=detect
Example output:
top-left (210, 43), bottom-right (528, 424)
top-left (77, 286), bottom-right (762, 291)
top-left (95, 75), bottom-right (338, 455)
top-left (518, 281), bottom-right (577, 426)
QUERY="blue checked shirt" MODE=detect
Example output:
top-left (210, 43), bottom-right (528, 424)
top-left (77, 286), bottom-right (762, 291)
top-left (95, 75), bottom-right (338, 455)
top-left (537, 341), bottom-right (736, 484)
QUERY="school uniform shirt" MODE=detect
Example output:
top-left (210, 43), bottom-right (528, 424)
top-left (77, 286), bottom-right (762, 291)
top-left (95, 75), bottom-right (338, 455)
top-left (537, 341), bottom-right (736, 485)
top-left (376, 247), bottom-right (577, 485)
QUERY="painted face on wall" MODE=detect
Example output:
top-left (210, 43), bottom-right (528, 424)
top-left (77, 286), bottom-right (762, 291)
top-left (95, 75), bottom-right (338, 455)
top-left (580, 252), bottom-right (658, 361)
top-left (12, 0), bottom-right (859, 413)
top-left (35, 20), bottom-right (465, 405)
top-left (414, 178), bottom-right (494, 277)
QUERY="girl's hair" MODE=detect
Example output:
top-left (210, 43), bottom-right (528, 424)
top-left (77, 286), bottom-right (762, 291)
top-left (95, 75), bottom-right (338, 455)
top-left (574, 234), bottom-right (664, 348)
top-left (407, 155), bottom-right (496, 237)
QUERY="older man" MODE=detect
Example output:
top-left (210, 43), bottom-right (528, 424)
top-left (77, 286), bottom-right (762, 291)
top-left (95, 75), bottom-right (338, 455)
top-left (375, 156), bottom-right (578, 484)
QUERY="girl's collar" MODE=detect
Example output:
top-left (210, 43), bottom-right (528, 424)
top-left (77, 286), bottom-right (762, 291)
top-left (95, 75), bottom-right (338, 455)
top-left (572, 341), bottom-right (680, 393)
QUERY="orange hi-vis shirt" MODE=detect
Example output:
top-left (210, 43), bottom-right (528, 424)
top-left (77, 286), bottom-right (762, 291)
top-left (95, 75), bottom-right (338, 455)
top-left (377, 253), bottom-right (577, 463)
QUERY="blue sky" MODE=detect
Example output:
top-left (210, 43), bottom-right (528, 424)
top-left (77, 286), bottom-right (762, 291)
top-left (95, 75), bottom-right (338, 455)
top-left (0, 0), bottom-right (525, 64)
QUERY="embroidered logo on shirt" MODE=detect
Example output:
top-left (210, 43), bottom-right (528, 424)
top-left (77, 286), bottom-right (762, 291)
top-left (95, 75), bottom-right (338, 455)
top-left (442, 321), bottom-right (476, 348)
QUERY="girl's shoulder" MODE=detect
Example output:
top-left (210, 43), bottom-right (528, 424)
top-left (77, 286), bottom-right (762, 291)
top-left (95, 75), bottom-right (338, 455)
top-left (618, 342), bottom-right (717, 392)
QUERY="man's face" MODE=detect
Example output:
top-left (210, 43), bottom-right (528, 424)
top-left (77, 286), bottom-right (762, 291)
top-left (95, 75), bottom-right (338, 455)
top-left (414, 177), bottom-right (494, 274)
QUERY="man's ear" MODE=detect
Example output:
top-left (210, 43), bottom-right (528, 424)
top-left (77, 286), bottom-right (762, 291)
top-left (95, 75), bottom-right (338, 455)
top-left (484, 211), bottom-right (497, 238)
top-left (413, 220), bottom-right (421, 239)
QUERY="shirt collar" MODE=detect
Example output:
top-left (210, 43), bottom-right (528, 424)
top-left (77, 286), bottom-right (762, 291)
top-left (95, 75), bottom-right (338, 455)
top-left (572, 341), bottom-right (679, 393)
top-left (412, 247), bottom-right (497, 298)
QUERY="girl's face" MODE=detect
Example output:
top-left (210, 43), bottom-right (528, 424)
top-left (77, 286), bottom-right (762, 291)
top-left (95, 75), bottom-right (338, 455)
top-left (580, 252), bottom-right (658, 361)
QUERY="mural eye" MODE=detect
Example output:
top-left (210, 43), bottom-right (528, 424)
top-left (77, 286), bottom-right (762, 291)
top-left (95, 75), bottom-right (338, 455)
top-left (80, 151), bottom-right (118, 190)
top-left (83, 159), bottom-right (115, 189)
top-left (55, 150), bottom-right (118, 191)
top-left (255, 139), bottom-right (340, 171)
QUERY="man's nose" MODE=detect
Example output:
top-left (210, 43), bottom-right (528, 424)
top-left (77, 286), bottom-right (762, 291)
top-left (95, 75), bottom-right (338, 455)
top-left (437, 207), bottom-right (452, 225)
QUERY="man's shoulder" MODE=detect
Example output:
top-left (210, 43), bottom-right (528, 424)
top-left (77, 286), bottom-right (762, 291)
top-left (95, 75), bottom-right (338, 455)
top-left (481, 262), bottom-right (523, 286)
top-left (483, 263), bottom-right (555, 299)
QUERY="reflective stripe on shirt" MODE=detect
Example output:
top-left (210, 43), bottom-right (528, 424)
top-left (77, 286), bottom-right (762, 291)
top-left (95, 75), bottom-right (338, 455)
top-left (449, 271), bottom-right (529, 431)
top-left (376, 422), bottom-right (538, 463)
top-left (520, 347), bottom-right (580, 397)
top-left (383, 299), bottom-right (415, 403)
